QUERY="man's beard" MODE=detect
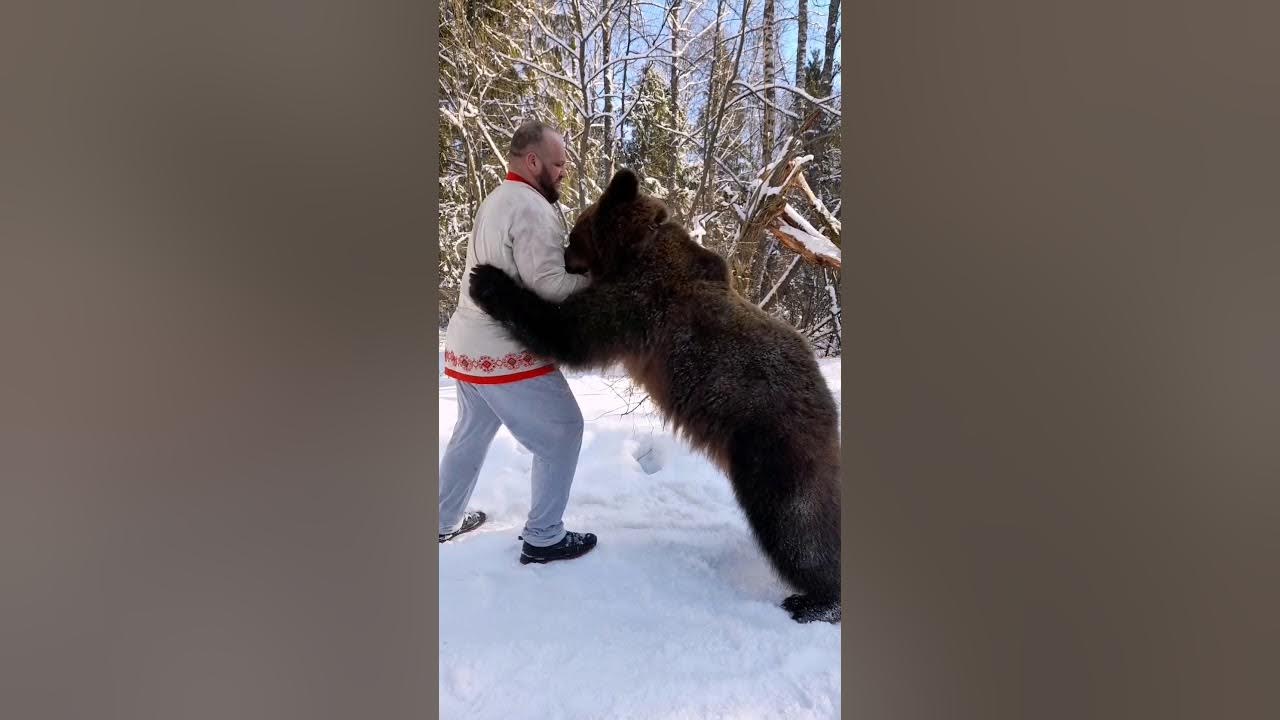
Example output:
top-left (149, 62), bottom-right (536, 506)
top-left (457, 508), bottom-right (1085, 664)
top-left (536, 166), bottom-right (560, 204)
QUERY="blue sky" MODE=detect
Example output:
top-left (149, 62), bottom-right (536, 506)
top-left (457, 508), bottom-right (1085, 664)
top-left (631, 0), bottom-right (841, 90)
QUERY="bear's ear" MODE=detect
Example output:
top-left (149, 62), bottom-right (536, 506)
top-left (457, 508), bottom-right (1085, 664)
top-left (601, 168), bottom-right (640, 208)
top-left (652, 202), bottom-right (670, 225)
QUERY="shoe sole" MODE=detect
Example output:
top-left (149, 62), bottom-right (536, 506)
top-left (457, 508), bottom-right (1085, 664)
top-left (439, 514), bottom-right (486, 543)
top-left (518, 544), bottom-right (596, 564)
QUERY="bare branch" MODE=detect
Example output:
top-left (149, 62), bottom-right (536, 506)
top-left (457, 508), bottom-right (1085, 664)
top-left (725, 81), bottom-right (841, 117)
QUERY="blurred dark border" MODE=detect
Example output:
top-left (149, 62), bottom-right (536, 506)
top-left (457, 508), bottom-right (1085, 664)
top-left (427, 3), bottom-right (443, 714)
top-left (4, 1), bottom-right (1278, 719)
top-left (842, 1), bottom-right (1279, 718)
top-left (2, 2), bottom-right (439, 719)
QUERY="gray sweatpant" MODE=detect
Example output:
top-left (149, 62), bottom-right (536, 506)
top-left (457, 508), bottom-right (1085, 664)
top-left (438, 370), bottom-right (584, 547)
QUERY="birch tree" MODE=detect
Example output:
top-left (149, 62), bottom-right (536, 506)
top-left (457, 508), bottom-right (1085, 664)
top-left (761, 0), bottom-right (777, 163)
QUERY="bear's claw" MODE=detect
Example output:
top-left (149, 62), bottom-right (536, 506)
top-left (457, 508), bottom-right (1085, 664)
top-left (469, 264), bottom-right (516, 313)
top-left (782, 593), bottom-right (841, 624)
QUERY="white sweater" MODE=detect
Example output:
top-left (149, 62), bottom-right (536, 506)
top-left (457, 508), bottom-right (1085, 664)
top-left (443, 176), bottom-right (590, 384)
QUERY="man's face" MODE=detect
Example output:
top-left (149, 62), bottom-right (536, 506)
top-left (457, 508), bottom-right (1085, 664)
top-left (531, 133), bottom-right (568, 204)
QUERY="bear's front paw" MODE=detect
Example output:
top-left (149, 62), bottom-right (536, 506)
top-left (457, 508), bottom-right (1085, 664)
top-left (782, 594), bottom-right (841, 624)
top-left (468, 264), bottom-right (517, 315)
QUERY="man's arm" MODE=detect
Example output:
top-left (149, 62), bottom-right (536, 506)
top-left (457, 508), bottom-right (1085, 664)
top-left (510, 203), bottom-right (590, 302)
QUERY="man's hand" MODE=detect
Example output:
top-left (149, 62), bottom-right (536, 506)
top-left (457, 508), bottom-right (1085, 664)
top-left (469, 264), bottom-right (519, 319)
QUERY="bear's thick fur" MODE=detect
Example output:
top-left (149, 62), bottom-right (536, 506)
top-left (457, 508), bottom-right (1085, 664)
top-left (468, 169), bottom-right (840, 623)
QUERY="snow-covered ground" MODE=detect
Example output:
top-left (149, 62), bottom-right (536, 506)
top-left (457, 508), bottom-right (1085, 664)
top-left (438, 356), bottom-right (842, 720)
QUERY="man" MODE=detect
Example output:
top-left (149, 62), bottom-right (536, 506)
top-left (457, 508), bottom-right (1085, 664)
top-left (438, 120), bottom-right (597, 564)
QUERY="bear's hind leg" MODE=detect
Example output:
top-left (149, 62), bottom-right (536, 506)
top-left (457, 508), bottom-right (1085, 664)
top-left (726, 426), bottom-right (841, 624)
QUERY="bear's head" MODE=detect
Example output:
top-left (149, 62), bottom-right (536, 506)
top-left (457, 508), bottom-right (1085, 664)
top-left (565, 169), bottom-right (729, 286)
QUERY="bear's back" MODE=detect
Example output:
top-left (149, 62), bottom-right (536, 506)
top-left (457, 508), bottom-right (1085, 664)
top-left (644, 284), bottom-right (835, 429)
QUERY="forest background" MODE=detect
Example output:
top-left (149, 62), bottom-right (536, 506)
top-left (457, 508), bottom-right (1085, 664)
top-left (439, 0), bottom-right (843, 355)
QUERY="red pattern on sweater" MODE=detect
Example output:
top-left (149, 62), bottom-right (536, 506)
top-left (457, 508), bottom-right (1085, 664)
top-left (444, 349), bottom-right (544, 373)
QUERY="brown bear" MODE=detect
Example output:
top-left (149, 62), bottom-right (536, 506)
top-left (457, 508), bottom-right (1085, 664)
top-left (468, 168), bottom-right (841, 623)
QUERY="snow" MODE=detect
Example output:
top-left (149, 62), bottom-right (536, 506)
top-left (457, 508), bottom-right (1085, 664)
top-left (782, 204), bottom-right (825, 240)
top-left (779, 205), bottom-right (840, 264)
top-left (689, 213), bottom-right (709, 245)
top-left (438, 357), bottom-right (842, 720)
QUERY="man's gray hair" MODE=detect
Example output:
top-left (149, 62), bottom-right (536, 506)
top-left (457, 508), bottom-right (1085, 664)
top-left (509, 120), bottom-right (558, 157)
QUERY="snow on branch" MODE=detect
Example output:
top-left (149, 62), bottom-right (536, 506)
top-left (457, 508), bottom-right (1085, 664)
top-left (726, 81), bottom-right (842, 118)
top-left (735, 112), bottom-right (841, 272)
top-left (496, 53), bottom-right (580, 88)
top-left (771, 206), bottom-right (840, 269)
top-left (589, 50), bottom-right (676, 83)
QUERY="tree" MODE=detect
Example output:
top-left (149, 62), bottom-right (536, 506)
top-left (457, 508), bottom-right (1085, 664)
top-left (667, 0), bottom-right (684, 211)
top-left (821, 0), bottom-right (839, 95)
top-left (438, 0), bottom-right (540, 322)
top-left (761, 0), bottom-right (777, 164)
top-left (792, 0), bottom-right (808, 134)
top-left (438, 0), bottom-right (843, 354)
top-left (621, 64), bottom-right (693, 203)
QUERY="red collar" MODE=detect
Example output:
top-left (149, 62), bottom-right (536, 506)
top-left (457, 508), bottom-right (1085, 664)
top-left (505, 171), bottom-right (538, 190)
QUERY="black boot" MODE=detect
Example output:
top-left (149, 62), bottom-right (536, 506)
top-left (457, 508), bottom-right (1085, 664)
top-left (519, 530), bottom-right (597, 564)
top-left (439, 511), bottom-right (486, 543)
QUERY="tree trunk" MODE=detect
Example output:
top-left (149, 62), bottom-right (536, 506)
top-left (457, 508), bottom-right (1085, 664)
top-left (821, 0), bottom-right (840, 95)
top-left (667, 0), bottom-right (683, 215)
top-left (691, 0), bottom-right (748, 220)
top-left (761, 0), bottom-right (776, 164)
top-left (601, 18), bottom-right (614, 189)
top-left (619, 0), bottom-right (633, 165)
top-left (759, 253), bottom-right (803, 310)
top-left (793, 0), bottom-right (808, 134)
top-left (750, 237), bottom-right (777, 299)
top-left (570, 0), bottom-right (590, 209)
top-left (795, 0), bottom-right (808, 88)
